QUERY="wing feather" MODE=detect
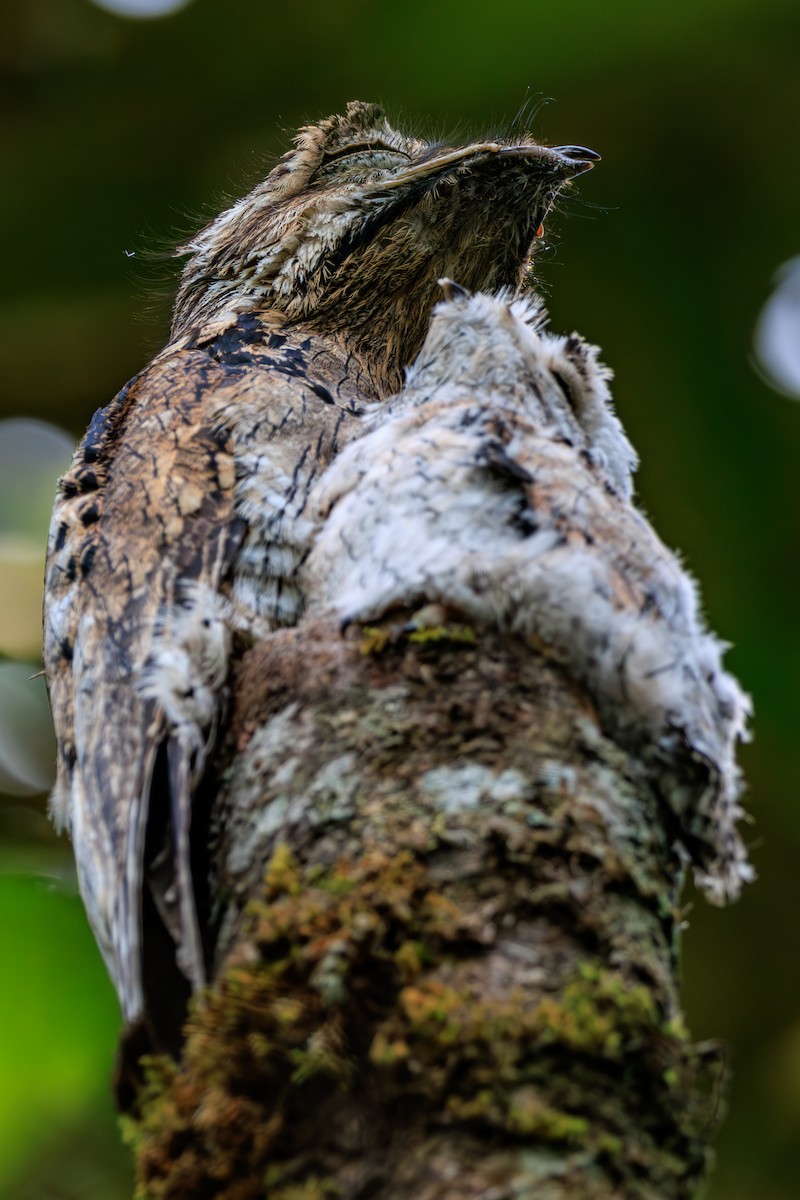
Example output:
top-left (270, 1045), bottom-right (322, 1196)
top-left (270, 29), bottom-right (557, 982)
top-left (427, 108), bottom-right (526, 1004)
top-left (44, 311), bottom-right (367, 1034)
top-left (44, 343), bottom-right (243, 1022)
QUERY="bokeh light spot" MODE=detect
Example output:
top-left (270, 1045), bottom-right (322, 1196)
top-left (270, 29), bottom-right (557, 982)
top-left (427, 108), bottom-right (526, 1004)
top-left (0, 662), bottom-right (55, 796)
top-left (753, 256), bottom-right (800, 399)
top-left (89, 0), bottom-right (194, 18)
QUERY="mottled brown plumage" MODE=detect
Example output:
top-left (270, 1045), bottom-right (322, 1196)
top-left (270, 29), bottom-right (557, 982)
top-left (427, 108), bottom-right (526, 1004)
top-left (43, 101), bottom-right (595, 1053)
top-left (44, 317), bottom-right (369, 1037)
top-left (172, 100), bottom-right (598, 394)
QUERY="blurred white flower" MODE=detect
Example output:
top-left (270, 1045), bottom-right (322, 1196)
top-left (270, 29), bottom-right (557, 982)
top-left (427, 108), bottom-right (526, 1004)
top-left (754, 256), bottom-right (800, 399)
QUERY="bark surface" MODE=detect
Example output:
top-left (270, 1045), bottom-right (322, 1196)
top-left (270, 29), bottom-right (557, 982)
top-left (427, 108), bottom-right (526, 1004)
top-left (127, 617), bottom-right (723, 1200)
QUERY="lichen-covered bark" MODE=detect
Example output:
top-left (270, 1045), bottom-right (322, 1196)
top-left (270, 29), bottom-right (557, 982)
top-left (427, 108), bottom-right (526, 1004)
top-left (126, 617), bottom-right (725, 1199)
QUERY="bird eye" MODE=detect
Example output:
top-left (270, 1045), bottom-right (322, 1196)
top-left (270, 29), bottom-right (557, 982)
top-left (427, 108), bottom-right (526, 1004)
top-left (319, 140), bottom-right (411, 167)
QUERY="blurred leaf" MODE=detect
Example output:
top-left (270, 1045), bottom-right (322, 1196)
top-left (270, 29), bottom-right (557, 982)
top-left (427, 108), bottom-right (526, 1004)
top-left (0, 538), bottom-right (47, 661)
top-left (0, 876), bottom-right (122, 1190)
top-left (764, 1020), bottom-right (800, 1125)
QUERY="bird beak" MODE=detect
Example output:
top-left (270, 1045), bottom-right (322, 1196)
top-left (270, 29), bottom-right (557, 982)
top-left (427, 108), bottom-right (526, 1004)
top-left (375, 141), bottom-right (601, 193)
top-left (498, 144), bottom-right (601, 177)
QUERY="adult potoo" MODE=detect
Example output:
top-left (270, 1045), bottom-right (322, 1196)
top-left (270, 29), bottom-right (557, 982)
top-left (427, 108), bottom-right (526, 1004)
top-left (43, 101), bottom-right (598, 1055)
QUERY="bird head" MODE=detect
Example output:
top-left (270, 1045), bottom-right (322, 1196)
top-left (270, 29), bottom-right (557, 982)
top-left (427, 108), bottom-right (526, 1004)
top-left (173, 101), bottom-right (598, 394)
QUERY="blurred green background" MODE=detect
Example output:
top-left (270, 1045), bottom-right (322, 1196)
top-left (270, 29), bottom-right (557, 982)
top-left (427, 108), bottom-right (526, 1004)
top-left (2, 0), bottom-right (799, 1195)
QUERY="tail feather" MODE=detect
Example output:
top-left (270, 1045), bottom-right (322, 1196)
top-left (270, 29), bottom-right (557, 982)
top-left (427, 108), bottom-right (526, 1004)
top-left (167, 738), bottom-right (207, 992)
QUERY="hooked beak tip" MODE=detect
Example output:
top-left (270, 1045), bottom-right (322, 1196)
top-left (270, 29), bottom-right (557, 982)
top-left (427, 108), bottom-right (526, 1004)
top-left (496, 143), bottom-right (601, 177)
top-left (554, 145), bottom-right (602, 162)
top-left (552, 145), bottom-right (601, 176)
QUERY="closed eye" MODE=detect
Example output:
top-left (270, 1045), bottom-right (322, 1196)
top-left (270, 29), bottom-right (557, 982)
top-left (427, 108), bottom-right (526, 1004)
top-left (321, 140), bottom-right (412, 164)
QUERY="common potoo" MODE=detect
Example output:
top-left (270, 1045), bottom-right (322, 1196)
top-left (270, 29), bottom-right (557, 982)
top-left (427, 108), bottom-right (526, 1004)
top-left (43, 102), bottom-right (602, 1053)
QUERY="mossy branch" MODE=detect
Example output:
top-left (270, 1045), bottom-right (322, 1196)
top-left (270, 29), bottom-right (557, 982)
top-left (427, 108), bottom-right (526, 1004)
top-left (126, 617), bottom-right (725, 1199)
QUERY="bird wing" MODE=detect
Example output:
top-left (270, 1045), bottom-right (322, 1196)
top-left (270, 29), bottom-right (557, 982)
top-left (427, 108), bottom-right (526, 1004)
top-left (44, 339), bottom-right (245, 1025)
top-left (44, 311), bottom-right (368, 1034)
